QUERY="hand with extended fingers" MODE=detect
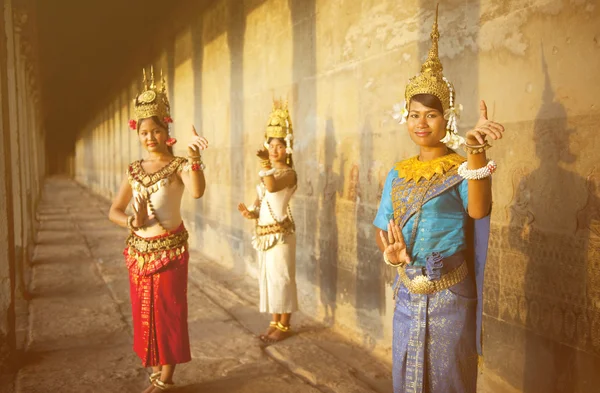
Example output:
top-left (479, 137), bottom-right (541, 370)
top-left (465, 100), bottom-right (505, 145)
top-left (187, 125), bottom-right (209, 157)
top-left (132, 194), bottom-right (155, 229)
top-left (237, 203), bottom-right (257, 220)
top-left (256, 147), bottom-right (270, 161)
top-left (379, 219), bottom-right (411, 266)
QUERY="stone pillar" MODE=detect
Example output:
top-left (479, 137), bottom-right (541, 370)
top-left (0, 0), bottom-right (17, 374)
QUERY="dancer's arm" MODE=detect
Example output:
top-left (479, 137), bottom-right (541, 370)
top-left (465, 100), bottom-right (504, 219)
top-left (180, 125), bottom-right (208, 199)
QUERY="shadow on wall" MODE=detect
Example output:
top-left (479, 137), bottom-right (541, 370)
top-left (354, 116), bottom-right (385, 349)
top-left (227, 1), bottom-right (247, 272)
top-left (503, 45), bottom-right (600, 392)
top-left (317, 117), bottom-right (343, 326)
top-left (289, 0), bottom-right (319, 315)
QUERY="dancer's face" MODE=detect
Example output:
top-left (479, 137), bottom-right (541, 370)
top-left (268, 138), bottom-right (288, 164)
top-left (406, 100), bottom-right (447, 148)
top-left (138, 117), bottom-right (169, 153)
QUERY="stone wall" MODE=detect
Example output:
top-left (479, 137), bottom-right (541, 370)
top-left (73, 0), bottom-right (600, 391)
top-left (0, 0), bottom-right (46, 373)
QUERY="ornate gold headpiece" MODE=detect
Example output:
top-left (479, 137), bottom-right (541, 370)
top-left (405, 5), bottom-right (452, 111)
top-left (265, 99), bottom-right (292, 139)
top-left (399, 4), bottom-right (464, 149)
top-left (264, 99), bottom-right (294, 155)
top-left (129, 67), bottom-right (172, 130)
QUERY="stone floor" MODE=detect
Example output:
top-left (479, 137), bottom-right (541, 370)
top-left (7, 178), bottom-right (393, 393)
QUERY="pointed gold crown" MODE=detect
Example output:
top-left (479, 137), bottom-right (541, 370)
top-left (404, 5), bottom-right (454, 112)
top-left (133, 67), bottom-right (171, 122)
top-left (265, 99), bottom-right (293, 140)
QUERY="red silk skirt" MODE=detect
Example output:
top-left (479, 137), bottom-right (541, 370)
top-left (125, 225), bottom-right (191, 367)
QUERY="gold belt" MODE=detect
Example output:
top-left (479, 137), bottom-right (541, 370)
top-left (398, 261), bottom-right (468, 295)
top-left (255, 217), bottom-right (295, 236)
top-left (126, 230), bottom-right (189, 254)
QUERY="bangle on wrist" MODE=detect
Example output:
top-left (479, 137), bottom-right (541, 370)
top-left (259, 168), bottom-right (277, 177)
top-left (463, 142), bottom-right (491, 155)
top-left (458, 160), bottom-right (497, 180)
top-left (127, 215), bottom-right (139, 231)
top-left (260, 158), bottom-right (272, 169)
top-left (184, 157), bottom-right (206, 171)
top-left (383, 252), bottom-right (405, 267)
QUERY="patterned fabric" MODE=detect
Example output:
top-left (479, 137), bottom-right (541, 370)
top-left (127, 224), bottom-right (191, 366)
top-left (124, 224), bottom-right (188, 276)
top-left (254, 181), bottom-right (298, 313)
top-left (374, 153), bottom-right (492, 391)
top-left (127, 157), bottom-right (186, 191)
top-left (392, 270), bottom-right (478, 393)
top-left (373, 154), bottom-right (469, 267)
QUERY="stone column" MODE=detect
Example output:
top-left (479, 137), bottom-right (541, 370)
top-left (0, 0), bottom-right (17, 374)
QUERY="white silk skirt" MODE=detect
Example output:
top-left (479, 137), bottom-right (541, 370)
top-left (258, 234), bottom-right (298, 314)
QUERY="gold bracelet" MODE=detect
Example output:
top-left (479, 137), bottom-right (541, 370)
top-left (383, 252), bottom-right (405, 267)
top-left (463, 142), bottom-right (491, 155)
top-left (260, 159), bottom-right (272, 169)
top-left (127, 215), bottom-right (139, 231)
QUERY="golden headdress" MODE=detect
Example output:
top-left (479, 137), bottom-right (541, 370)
top-left (397, 5), bottom-right (464, 149)
top-left (264, 99), bottom-right (294, 157)
top-left (129, 67), bottom-right (173, 130)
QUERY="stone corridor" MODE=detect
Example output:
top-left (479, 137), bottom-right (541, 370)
top-left (7, 178), bottom-right (392, 393)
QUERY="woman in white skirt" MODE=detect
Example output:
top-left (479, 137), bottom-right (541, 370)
top-left (238, 100), bottom-right (298, 343)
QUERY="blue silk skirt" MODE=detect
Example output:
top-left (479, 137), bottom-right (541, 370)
top-left (392, 263), bottom-right (478, 393)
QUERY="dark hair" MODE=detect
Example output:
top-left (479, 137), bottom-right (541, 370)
top-left (410, 94), bottom-right (444, 114)
top-left (267, 137), bottom-right (294, 168)
top-left (137, 116), bottom-right (174, 155)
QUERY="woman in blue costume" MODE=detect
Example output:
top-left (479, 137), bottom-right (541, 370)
top-left (373, 7), bottom-right (505, 393)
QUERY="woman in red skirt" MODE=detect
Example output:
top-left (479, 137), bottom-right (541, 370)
top-left (109, 68), bottom-right (208, 392)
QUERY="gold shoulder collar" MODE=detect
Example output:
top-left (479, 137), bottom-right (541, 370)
top-left (395, 153), bottom-right (465, 183)
top-left (129, 157), bottom-right (186, 187)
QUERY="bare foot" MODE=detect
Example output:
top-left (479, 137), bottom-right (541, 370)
top-left (141, 384), bottom-right (155, 393)
top-left (259, 323), bottom-right (277, 340)
top-left (148, 380), bottom-right (175, 392)
top-left (142, 371), bottom-right (161, 393)
top-left (262, 327), bottom-right (291, 344)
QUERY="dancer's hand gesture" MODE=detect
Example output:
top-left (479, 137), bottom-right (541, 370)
top-left (132, 194), bottom-right (154, 228)
top-left (237, 203), bottom-right (257, 220)
top-left (379, 219), bottom-right (411, 266)
top-left (465, 100), bottom-right (505, 145)
top-left (187, 125), bottom-right (209, 156)
top-left (256, 148), bottom-right (270, 161)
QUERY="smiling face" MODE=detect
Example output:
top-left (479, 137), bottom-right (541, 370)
top-left (268, 137), bottom-right (288, 164)
top-left (138, 117), bottom-right (169, 153)
top-left (406, 94), bottom-right (447, 148)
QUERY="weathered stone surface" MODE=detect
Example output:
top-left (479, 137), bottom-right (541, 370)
top-left (34, 230), bottom-right (83, 245)
top-left (69, 2), bottom-right (600, 390)
top-left (12, 179), bottom-right (391, 393)
top-left (266, 335), bottom-right (375, 393)
top-left (16, 345), bottom-right (145, 393)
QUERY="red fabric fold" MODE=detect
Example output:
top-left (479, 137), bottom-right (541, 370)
top-left (126, 224), bottom-right (191, 366)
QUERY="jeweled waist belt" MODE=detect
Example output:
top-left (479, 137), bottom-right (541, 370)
top-left (255, 217), bottom-right (295, 237)
top-left (398, 261), bottom-right (468, 295)
top-left (126, 229), bottom-right (189, 254)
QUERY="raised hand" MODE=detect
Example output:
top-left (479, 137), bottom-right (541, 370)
top-left (237, 203), bottom-right (257, 220)
top-left (465, 100), bottom-right (505, 145)
top-left (379, 219), bottom-right (411, 266)
top-left (132, 194), bottom-right (155, 228)
top-left (187, 125), bottom-right (209, 156)
top-left (256, 147), bottom-right (269, 161)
